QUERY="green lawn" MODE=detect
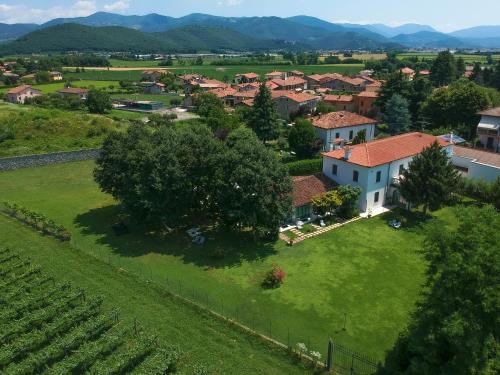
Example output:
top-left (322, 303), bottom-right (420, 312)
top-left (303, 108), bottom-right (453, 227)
top-left (397, 52), bottom-right (500, 64)
top-left (0, 161), bottom-right (458, 362)
top-left (0, 216), bottom-right (310, 375)
top-left (110, 93), bottom-right (182, 106)
top-left (63, 64), bottom-right (364, 82)
top-left (0, 80), bottom-right (122, 95)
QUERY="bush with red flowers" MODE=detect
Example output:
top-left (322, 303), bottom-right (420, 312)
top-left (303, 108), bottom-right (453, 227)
top-left (262, 265), bottom-right (286, 289)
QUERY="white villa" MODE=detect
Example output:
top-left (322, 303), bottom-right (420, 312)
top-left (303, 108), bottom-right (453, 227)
top-left (312, 111), bottom-right (378, 151)
top-left (321, 132), bottom-right (452, 212)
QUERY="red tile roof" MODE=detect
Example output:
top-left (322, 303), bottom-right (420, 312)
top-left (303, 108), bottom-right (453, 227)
top-left (271, 77), bottom-right (307, 88)
top-left (241, 99), bottom-right (254, 107)
top-left (266, 71), bottom-right (284, 77)
top-left (401, 67), bottom-right (415, 74)
top-left (453, 146), bottom-right (500, 168)
top-left (312, 111), bottom-right (377, 130)
top-left (292, 174), bottom-right (337, 207)
top-left (323, 132), bottom-right (450, 167)
top-left (324, 94), bottom-right (354, 103)
top-left (207, 87), bottom-right (238, 98)
top-left (236, 72), bottom-right (259, 79)
top-left (356, 91), bottom-right (379, 98)
top-left (7, 85), bottom-right (36, 95)
top-left (271, 90), bottom-right (318, 103)
top-left (478, 107), bottom-right (500, 117)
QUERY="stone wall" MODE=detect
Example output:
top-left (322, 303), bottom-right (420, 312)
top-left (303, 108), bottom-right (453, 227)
top-left (0, 149), bottom-right (101, 171)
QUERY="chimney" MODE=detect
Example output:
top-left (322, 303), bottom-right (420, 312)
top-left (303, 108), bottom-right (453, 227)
top-left (450, 131), bottom-right (454, 144)
top-left (344, 147), bottom-right (352, 160)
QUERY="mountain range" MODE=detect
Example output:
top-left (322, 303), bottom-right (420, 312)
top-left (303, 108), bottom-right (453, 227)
top-left (0, 12), bottom-right (500, 54)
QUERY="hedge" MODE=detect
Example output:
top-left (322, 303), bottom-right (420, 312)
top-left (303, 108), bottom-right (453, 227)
top-left (286, 158), bottom-right (323, 176)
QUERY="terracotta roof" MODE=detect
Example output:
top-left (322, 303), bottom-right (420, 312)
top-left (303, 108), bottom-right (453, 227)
top-left (356, 91), bottom-right (379, 98)
top-left (323, 132), bottom-right (450, 168)
top-left (265, 71), bottom-right (284, 77)
top-left (241, 99), bottom-right (254, 107)
top-left (292, 174), bottom-right (337, 207)
top-left (234, 90), bottom-right (258, 99)
top-left (401, 67), bottom-right (415, 74)
top-left (236, 72), bottom-right (259, 79)
top-left (179, 74), bottom-right (202, 81)
top-left (312, 111), bottom-right (377, 130)
top-left (208, 87), bottom-right (238, 98)
top-left (265, 81), bottom-right (279, 90)
top-left (59, 87), bottom-right (89, 94)
top-left (7, 85), bottom-right (36, 95)
top-left (332, 76), bottom-right (365, 86)
top-left (419, 70), bottom-right (431, 75)
top-left (237, 82), bottom-right (260, 90)
top-left (307, 73), bottom-right (342, 84)
top-left (271, 90), bottom-right (318, 103)
top-left (271, 77), bottom-right (307, 87)
top-left (478, 107), bottom-right (500, 117)
top-left (324, 94), bottom-right (354, 103)
top-left (453, 146), bottom-right (500, 168)
top-left (290, 70), bottom-right (304, 76)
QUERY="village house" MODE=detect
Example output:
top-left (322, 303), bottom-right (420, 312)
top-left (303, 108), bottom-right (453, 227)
top-left (322, 132), bottom-right (452, 212)
top-left (272, 91), bottom-right (319, 120)
top-left (451, 146), bottom-right (500, 182)
top-left (2, 72), bottom-right (20, 83)
top-left (143, 82), bottom-right (166, 95)
top-left (323, 94), bottom-right (355, 112)
top-left (312, 111), bottom-right (378, 149)
top-left (476, 107), bottom-right (500, 153)
top-left (50, 71), bottom-right (63, 81)
top-left (5, 85), bottom-right (42, 104)
top-left (58, 87), bottom-right (89, 100)
top-left (354, 91), bottom-right (379, 117)
top-left (270, 76), bottom-right (307, 91)
top-left (141, 70), bottom-right (165, 82)
top-left (400, 67), bottom-right (416, 81)
top-left (265, 71), bottom-right (287, 81)
top-left (305, 73), bottom-right (341, 90)
top-left (234, 72), bottom-right (259, 84)
top-left (288, 70), bottom-right (305, 78)
top-left (291, 174), bottom-right (337, 221)
top-left (207, 87), bottom-right (239, 107)
top-left (183, 76), bottom-right (228, 95)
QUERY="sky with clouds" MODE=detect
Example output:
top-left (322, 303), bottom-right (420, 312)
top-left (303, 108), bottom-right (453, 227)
top-left (0, 0), bottom-right (499, 32)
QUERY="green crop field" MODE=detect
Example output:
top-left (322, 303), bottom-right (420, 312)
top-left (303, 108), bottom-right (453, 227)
top-left (63, 64), bottom-right (364, 82)
top-left (397, 52), bottom-right (500, 64)
top-left (0, 161), bottom-right (461, 363)
top-left (0, 80), bottom-right (122, 95)
top-left (110, 93), bottom-right (182, 106)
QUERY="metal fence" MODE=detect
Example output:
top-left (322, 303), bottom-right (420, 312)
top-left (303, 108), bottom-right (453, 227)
top-left (82, 246), bottom-right (379, 375)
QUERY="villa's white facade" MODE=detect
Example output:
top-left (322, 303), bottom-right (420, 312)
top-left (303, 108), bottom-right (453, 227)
top-left (322, 133), bottom-right (452, 212)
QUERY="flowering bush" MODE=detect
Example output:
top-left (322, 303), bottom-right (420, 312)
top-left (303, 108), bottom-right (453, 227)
top-left (262, 265), bottom-right (286, 289)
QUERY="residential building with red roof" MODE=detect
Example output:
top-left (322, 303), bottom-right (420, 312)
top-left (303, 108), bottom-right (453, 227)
top-left (353, 90), bottom-right (379, 117)
top-left (271, 91), bottom-right (320, 120)
top-left (312, 111), bottom-right (378, 148)
top-left (323, 94), bottom-right (355, 112)
top-left (143, 82), bottom-right (166, 95)
top-left (58, 87), bottom-right (89, 100)
top-left (289, 70), bottom-right (305, 78)
top-left (270, 76), bottom-right (307, 91)
top-left (321, 132), bottom-right (452, 212)
top-left (291, 174), bottom-right (337, 220)
top-left (400, 67), bottom-right (416, 80)
top-left (6, 85), bottom-right (42, 104)
top-left (142, 70), bottom-right (165, 82)
top-left (451, 146), bottom-right (500, 182)
top-left (476, 107), bottom-right (500, 153)
top-left (265, 71), bottom-right (287, 80)
top-left (235, 72), bottom-right (259, 84)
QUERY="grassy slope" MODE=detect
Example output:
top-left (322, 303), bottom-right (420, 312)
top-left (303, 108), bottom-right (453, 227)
top-left (0, 104), bottom-right (125, 157)
top-left (0, 161), bottom-right (460, 360)
top-left (0, 215), bottom-right (309, 374)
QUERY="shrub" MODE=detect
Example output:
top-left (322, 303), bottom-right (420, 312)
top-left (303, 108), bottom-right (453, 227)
top-left (262, 265), bottom-right (286, 289)
top-left (286, 159), bottom-right (322, 176)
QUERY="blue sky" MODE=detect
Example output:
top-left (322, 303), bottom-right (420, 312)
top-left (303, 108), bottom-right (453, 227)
top-left (1, 0), bottom-right (499, 32)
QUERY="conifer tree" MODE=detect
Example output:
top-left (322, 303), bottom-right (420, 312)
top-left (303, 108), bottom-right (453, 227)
top-left (248, 83), bottom-right (281, 143)
top-left (384, 94), bottom-right (412, 135)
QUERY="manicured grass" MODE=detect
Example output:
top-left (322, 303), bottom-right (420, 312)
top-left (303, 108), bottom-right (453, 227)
top-left (0, 216), bottom-right (310, 374)
top-left (397, 52), bottom-right (500, 64)
top-left (63, 64), bottom-right (364, 82)
top-left (0, 161), bottom-right (459, 361)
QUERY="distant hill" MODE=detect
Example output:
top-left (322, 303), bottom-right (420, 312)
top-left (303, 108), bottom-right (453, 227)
top-left (391, 31), bottom-right (469, 48)
top-left (450, 26), bottom-right (500, 39)
top-left (0, 24), bottom-right (303, 55)
top-left (0, 23), bottom-right (39, 42)
top-left (361, 23), bottom-right (437, 38)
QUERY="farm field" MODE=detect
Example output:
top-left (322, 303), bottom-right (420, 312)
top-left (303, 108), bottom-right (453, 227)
top-left (0, 160), bottom-right (460, 362)
top-left (64, 64), bottom-right (365, 82)
top-left (110, 93), bottom-right (182, 106)
top-left (0, 80), bottom-right (121, 95)
top-left (0, 219), bottom-right (310, 375)
top-left (397, 52), bottom-right (500, 63)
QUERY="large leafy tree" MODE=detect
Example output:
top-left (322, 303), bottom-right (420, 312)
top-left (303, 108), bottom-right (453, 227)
top-left (248, 83), bottom-right (280, 143)
top-left (422, 80), bottom-right (496, 139)
top-left (86, 89), bottom-right (112, 114)
top-left (380, 205), bottom-right (500, 375)
top-left (288, 118), bottom-right (320, 159)
top-left (430, 51), bottom-right (457, 87)
top-left (398, 142), bottom-right (460, 214)
top-left (384, 94), bottom-right (412, 135)
top-left (376, 72), bottom-right (412, 112)
top-left (407, 75), bottom-right (433, 123)
top-left (216, 127), bottom-right (292, 239)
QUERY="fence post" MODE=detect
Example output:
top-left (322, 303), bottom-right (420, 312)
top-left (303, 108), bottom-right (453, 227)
top-left (326, 338), bottom-right (334, 371)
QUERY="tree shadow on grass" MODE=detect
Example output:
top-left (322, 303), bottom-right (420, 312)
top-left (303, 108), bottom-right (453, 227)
top-left (74, 205), bottom-right (278, 269)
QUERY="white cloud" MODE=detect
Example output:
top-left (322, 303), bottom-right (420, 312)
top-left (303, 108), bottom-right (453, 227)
top-left (0, 1), bottom-right (97, 24)
top-left (104, 1), bottom-right (131, 13)
top-left (217, 0), bottom-right (243, 6)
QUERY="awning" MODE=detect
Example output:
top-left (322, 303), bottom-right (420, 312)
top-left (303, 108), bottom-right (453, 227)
top-left (478, 123), bottom-right (500, 130)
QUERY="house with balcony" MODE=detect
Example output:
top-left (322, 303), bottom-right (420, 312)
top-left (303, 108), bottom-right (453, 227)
top-left (321, 132), bottom-right (452, 212)
top-left (477, 108), bottom-right (500, 153)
